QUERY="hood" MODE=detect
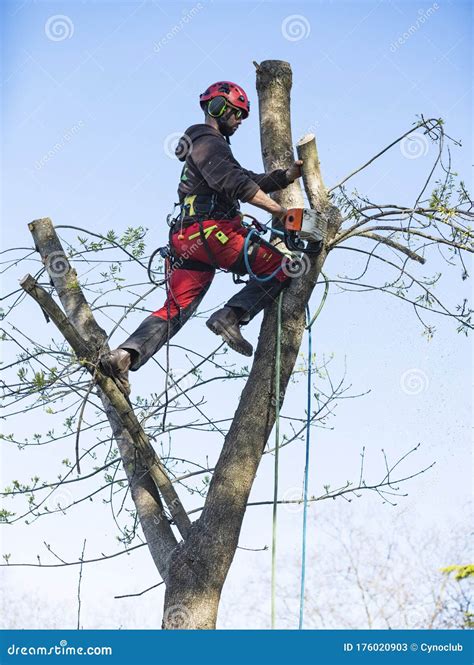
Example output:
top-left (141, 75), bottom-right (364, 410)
top-left (174, 124), bottom-right (225, 162)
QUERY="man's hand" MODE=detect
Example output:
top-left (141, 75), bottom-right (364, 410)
top-left (275, 206), bottom-right (288, 221)
top-left (286, 160), bottom-right (303, 184)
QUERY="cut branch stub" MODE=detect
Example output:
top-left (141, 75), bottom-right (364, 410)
top-left (296, 133), bottom-right (327, 210)
top-left (20, 275), bottom-right (90, 358)
top-left (296, 133), bottom-right (343, 244)
top-left (28, 217), bottom-right (107, 346)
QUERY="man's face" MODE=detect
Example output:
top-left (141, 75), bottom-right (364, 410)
top-left (219, 106), bottom-right (243, 136)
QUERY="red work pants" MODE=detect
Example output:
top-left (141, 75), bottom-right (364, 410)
top-left (121, 216), bottom-right (289, 370)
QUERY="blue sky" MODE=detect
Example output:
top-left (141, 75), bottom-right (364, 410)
top-left (1, 0), bottom-right (472, 629)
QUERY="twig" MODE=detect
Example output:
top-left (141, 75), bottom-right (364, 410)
top-left (0, 543), bottom-right (146, 569)
top-left (328, 118), bottom-right (442, 193)
top-left (74, 377), bottom-right (98, 474)
top-left (77, 539), bottom-right (86, 629)
top-left (114, 581), bottom-right (164, 599)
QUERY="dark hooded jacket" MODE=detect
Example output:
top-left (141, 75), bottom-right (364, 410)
top-left (175, 124), bottom-right (289, 216)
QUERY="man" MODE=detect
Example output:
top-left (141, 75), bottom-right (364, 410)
top-left (101, 80), bottom-right (303, 394)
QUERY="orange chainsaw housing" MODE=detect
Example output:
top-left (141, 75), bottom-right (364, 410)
top-left (284, 208), bottom-right (305, 232)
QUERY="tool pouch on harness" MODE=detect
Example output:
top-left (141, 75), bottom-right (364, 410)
top-left (180, 194), bottom-right (240, 222)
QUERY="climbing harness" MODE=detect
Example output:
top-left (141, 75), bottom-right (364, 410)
top-left (147, 204), bottom-right (327, 289)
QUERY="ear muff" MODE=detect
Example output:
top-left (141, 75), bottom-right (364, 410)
top-left (207, 96), bottom-right (227, 118)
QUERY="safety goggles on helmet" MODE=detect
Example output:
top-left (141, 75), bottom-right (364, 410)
top-left (229, 106), bottom-right (243, 120)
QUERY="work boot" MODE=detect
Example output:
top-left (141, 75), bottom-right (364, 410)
top-left (100, 348), bottom-right (132, 396)
top-left (206, 306), bottom-right (253, 357)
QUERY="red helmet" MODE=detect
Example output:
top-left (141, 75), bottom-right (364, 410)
top-left (200, 81), bottom-right (250, 118)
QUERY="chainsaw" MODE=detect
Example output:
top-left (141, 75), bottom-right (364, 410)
top-left (243, 207), bottom-right (327, 255)
top-left (283, 208), bottom-right (327, 254)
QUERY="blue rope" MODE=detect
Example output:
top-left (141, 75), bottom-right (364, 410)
top-left (298, 306), bottom-right (312, 630)
top-left (243, 228), bottom-right (286, 283)
top-left (271, 292), bottom-right (283, 629)
top-left (298, 274), bottom-right (329, 629)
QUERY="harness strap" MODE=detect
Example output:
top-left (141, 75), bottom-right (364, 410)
top-left (180, 194), bottom-right (239, 222)
top-left (180, 258), bottom-right (215, 272)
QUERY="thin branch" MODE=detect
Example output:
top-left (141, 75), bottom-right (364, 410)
top-left (77, 539), bottom-right (86, 629)
top-left (0, 543), bottom-right (146, 568)
top-left (349, 232), bottom-right (426, 263)
top-left (328, 118), bottom-right (443, 193)
top-left (114, 581), bottom-right (165, 599)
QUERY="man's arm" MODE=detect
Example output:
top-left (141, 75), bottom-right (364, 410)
top-left (242, 160), bottom-right (303, 193)
top-left (246, 188), bottom-right (287, 220)
top-left (245, 161), bottom-right (304, 219)
top-left (191, 136), bottom-right (261, 202)
top-left (191, 135), bottom-right (303, 215)
top-left (241, 168), bottom-right (288, 193)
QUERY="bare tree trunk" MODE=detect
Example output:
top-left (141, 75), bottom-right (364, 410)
top-left (22, 59), bottom-right (342, 630)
